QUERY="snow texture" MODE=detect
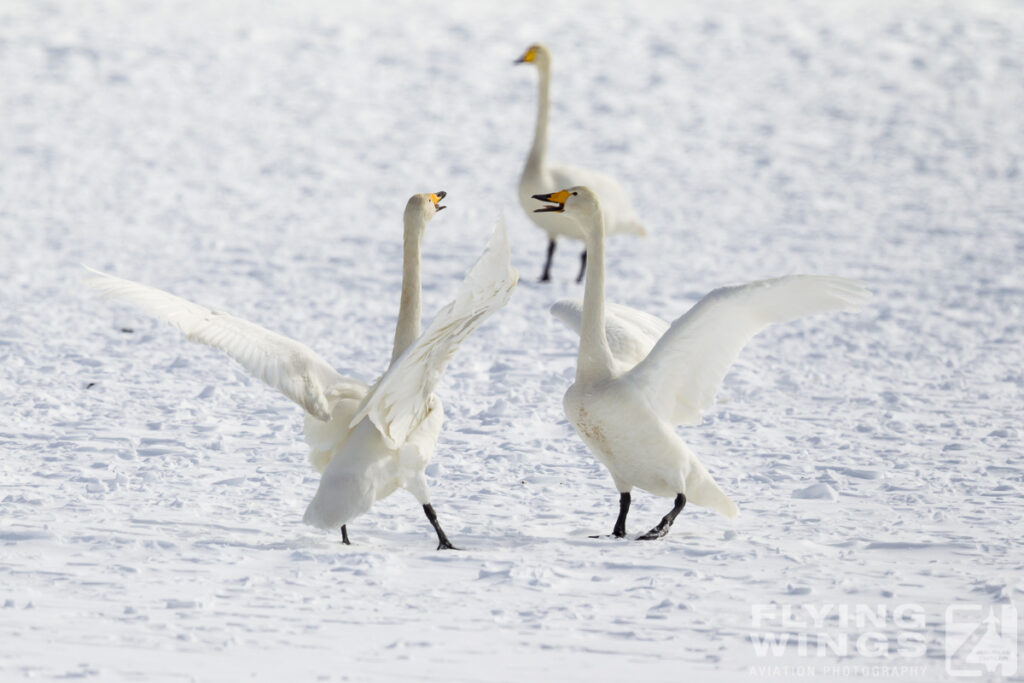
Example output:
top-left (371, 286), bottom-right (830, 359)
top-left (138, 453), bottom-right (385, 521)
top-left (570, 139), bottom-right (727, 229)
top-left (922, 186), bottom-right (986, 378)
top-left (1, 0), bottom-right (1022, 680)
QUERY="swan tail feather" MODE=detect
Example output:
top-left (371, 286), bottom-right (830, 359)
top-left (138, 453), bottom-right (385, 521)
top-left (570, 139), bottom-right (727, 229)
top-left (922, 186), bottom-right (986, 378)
top-left (688, 476), bottom-right (739, 520)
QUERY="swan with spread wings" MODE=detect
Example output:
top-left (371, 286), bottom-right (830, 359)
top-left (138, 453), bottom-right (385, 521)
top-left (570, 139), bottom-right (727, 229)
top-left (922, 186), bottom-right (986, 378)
top-left (534, 186), bottom-right (869, 540)
top-left (87, 193), bottom-right (518, 549)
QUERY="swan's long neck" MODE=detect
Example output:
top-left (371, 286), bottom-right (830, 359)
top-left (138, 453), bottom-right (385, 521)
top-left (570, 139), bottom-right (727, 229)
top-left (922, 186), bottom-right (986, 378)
top-left (526, 63), bottom-right (550, 172)
top-left (576, 211), bottom-right (614, 382)
top-left (391, 216), bottom-right (424, 364)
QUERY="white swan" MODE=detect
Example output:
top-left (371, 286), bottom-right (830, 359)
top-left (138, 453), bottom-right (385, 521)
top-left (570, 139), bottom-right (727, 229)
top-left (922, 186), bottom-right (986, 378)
top-left (533, 187), bottom-right (870, 540)
top-left (86, 193), bottom-right (519, 549)
top-left (515, 43), bottom-right (646, 283)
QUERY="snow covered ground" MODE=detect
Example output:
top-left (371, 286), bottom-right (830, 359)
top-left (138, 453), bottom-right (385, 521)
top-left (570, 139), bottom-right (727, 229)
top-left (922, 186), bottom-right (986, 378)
top-left (1, 0), bottom-right (1022, 680)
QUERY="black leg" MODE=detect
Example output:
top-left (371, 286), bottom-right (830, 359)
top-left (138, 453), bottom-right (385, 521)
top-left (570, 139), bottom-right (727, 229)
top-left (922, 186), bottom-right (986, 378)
top-left (576, 249), bottom-right (587, 283)
top-left (340, 525), bottom-right (351, 545)
top-left (612, 491), bottom-right (630, 537)
top-left (539, 238), bottom-right (556, 282)
top-left (590, 491), bottom-right (631, 539)
top-left (637, 493), bottom-right (686, 541)
top-left (423, 503), bottom-right (458, 550)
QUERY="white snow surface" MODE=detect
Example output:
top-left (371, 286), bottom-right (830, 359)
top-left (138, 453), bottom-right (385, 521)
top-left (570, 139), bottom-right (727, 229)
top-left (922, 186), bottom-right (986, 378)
top-left (2, 1), bottom-right (1023, 680)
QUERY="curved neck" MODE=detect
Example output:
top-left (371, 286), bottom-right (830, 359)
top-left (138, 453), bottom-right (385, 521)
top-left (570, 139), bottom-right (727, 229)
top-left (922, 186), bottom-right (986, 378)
top-left (391, 217), bottom-right (424, 364)
top-left (526, 63), bottom-right (550, 171)
top-left (576, 212), bottom-right (614, 382)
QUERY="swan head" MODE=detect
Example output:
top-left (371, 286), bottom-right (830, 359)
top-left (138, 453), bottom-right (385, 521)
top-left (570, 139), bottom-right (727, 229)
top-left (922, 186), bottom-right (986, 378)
top-left (404, 191), bottom-right (447, 228)
top-left (514, 43), bottom-right (550, 68)
top-left (532, 186), bottom-right (602, 226)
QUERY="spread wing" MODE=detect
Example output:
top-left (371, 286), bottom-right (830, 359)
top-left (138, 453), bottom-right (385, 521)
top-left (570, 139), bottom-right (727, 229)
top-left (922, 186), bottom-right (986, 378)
top-left (550, 299), bottom-right (668, 369)
top-left (351, 217), bottom-right (519, 446)
top-left (625, 275), bottom-right (871, 426)
top-left (85, 267), bottom-right (351, 421)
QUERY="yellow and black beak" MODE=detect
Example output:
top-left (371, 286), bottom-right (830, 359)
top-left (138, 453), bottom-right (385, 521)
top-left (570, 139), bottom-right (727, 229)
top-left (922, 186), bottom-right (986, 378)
top-left (430, 191), bottom-right (447, 211)
top-left (515, 46), bottom-right (538, 64)
top-left (532, 189), bottom-right (570, 213)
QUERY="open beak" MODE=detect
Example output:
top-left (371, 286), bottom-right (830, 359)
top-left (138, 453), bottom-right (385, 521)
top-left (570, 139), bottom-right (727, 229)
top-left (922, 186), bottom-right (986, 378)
top-left (430, 191), bottom-right (447, 211)
top-left (532, 189), bottom-right (570, 213)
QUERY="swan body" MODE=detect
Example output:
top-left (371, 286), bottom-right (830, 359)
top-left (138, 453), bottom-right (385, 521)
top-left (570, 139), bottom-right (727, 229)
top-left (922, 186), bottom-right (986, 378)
top-left (302, 399), bottom-right (443, 530)
top-left (516, 44), bottom-right (645, 282)
top-left (534, 186), bottom-right (870, 539)
top-left (87, 194), bottom-right (518, 548)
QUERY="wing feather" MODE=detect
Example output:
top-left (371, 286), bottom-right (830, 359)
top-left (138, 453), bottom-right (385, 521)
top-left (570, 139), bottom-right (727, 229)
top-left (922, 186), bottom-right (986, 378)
top-left (85, 267), bottom-right (350, 421)
top-left (626, 275), bottom-right (871, 425)
top-left (351, 218), bottom-right (518, 446)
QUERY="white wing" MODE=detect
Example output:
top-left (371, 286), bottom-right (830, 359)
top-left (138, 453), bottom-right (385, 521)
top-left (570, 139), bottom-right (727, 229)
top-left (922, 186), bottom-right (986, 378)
top-left (84, 267), bottom-right (351, 422)
top-left (626, 275), bottom-right (871, 426)
top-left (550, 299), bottom-right (668, 369)
top-left (351, 218), bottom-right (519, 447)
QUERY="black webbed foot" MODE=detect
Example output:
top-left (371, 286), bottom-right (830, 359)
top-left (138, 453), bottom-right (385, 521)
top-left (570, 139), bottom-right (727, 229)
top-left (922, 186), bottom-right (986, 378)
top-left (636, 526), bottom-right (670, 541)
top-left (635, 493), bottom-right (686, 542)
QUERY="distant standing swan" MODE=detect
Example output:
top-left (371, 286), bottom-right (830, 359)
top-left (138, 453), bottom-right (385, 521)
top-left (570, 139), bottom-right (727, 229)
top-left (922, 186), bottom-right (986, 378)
top-left (533, 187), bottom-right (869, 540)
top-left (516, 44), bottom-right (646, 283)
top-left (87, 193), bottom-right (518, 549)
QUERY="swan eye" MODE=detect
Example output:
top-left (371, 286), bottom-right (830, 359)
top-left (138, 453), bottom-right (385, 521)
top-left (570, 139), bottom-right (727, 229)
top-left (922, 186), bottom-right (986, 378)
top-left (571, 192), bottom-right (577, 196)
